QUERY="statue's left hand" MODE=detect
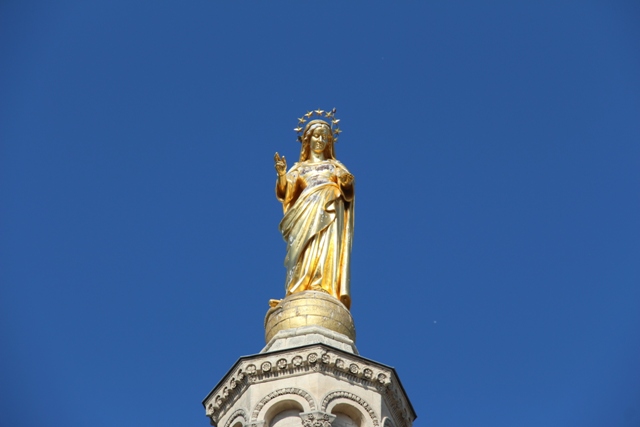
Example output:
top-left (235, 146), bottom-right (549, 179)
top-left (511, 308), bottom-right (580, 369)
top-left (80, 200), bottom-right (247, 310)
top-left (339, 173), bottom-right (354, 186)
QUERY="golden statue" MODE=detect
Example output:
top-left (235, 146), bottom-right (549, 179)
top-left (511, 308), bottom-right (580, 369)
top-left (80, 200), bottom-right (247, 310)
top-left (273, 109), bottom-right (354, 310)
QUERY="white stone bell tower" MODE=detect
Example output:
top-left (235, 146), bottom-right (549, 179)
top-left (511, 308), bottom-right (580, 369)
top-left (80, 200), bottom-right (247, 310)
top-left (202, 291), bottom-right (417, 427)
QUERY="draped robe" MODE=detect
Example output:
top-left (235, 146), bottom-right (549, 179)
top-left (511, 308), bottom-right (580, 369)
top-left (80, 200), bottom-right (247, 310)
top-left (277, 159), bottom-right (354, 309)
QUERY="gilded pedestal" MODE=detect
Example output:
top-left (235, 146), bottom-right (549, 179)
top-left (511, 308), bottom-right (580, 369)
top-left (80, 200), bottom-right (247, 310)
top-left (264, 291), bottom-right (356, 344)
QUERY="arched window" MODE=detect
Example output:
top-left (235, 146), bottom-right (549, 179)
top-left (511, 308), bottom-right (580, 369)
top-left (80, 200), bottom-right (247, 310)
top-left (331, 403), bottom-right (363, 427)
top-left (332, 413), bottom-right (358, 427)
top-left (269, 409), bottom-right (303, 427)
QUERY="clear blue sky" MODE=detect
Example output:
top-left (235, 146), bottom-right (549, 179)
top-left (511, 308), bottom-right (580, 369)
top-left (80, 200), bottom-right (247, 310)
top-left (1, 2), bottom-right (639, 426)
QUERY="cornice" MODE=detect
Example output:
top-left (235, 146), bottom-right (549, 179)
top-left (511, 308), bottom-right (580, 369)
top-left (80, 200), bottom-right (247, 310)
top-left (203, 343), bottom-right (416, 427)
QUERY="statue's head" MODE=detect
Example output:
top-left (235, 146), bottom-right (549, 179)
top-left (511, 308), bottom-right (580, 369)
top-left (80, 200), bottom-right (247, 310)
top-left (299, 120), bottom-right (335, 161)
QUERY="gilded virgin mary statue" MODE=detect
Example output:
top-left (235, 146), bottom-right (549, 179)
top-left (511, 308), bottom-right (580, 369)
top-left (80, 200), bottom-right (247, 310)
top-left (273, 109), bottom-right (354, 310)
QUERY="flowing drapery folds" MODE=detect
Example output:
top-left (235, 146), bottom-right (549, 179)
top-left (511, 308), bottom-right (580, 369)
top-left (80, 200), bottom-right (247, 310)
top-left (277, 159), bottom-right (354, 309)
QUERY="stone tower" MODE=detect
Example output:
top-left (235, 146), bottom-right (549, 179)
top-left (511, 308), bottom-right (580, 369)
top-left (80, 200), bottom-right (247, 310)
top-left (202, 291), bottom-right (417, 427)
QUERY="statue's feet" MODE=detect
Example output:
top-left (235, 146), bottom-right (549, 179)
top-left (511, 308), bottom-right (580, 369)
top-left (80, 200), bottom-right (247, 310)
top-left (268, 299), bottom-right (281, 308)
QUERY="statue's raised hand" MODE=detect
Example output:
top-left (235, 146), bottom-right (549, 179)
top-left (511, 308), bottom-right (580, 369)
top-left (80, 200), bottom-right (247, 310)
top-left (274, 152), bottom-right (287, 176)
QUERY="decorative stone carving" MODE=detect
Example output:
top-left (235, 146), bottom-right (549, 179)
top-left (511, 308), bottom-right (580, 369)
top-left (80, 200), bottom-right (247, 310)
top-left (320, 391), bottom-right (380, 427)
top-left (299, 411), bottom-right (336, 427)
top-left (380, 384), bottom-right (413, 427)
top-left (223, 409), bottom-right (248, 427)
top-left (250, 387), bottom-right (316, 422)
top-left (202, 344), bottom-right (414, 427)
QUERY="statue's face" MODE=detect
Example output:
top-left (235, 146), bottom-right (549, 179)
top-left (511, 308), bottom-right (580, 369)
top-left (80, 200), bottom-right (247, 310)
top-left (309, 126), bottom-right (330, 154)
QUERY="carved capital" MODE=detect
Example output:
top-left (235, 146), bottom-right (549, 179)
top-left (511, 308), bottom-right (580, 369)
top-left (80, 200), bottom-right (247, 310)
top-left (299, 411), bottom-right (336, 427)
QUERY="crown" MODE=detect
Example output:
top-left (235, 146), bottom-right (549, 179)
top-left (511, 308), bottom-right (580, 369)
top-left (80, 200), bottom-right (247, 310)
top-left (294, 108), bottom-right (342, 143)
